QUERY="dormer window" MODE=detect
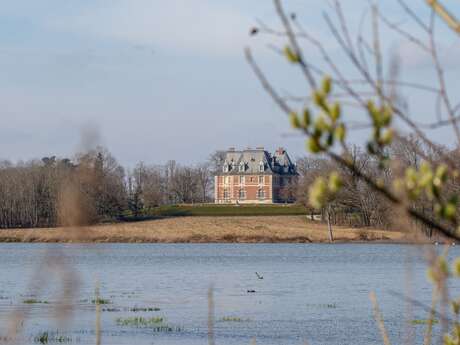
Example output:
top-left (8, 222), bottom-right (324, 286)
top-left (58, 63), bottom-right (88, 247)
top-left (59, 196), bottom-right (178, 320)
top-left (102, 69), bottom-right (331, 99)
top-left (223, 162), bottom-right (230, 172)
top-left (239, 162), bottom-right (245, 172)
top-left (259, 162), bottom-right (265, 172)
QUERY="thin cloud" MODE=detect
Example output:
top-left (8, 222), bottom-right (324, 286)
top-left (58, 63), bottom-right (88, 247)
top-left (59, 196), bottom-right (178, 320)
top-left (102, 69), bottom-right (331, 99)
top-left (49, 0), bottom-right (256, 57)
top-left (397, 38), bottom-right (460, 69)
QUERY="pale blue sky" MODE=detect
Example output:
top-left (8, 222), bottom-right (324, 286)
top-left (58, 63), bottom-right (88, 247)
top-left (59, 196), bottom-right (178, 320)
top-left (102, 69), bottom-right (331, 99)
top-left (0, 1), bottom-right (458, 166)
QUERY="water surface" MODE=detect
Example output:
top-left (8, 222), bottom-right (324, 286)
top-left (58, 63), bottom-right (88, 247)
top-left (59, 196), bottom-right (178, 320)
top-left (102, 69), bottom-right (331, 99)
top-left (0, 243), bottom-right (458, 345)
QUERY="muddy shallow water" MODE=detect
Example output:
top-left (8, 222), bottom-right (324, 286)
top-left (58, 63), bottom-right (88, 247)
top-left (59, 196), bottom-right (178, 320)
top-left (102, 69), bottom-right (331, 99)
top-left (0, 243), bottom-right (458, 345)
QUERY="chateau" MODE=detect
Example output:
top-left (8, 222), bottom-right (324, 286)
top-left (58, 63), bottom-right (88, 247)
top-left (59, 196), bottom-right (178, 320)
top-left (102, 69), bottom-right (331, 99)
top-left (214, 147), bottom-right (297, 204)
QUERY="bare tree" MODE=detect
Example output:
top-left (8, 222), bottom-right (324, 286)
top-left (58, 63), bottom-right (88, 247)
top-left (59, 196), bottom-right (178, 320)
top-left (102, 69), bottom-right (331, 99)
top-left (247, 0), bottom-right (460, 241)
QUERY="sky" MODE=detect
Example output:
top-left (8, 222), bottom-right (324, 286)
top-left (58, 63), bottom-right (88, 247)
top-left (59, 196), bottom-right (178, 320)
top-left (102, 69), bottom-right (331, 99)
top-left (0, 0), bottom-right (459, 167)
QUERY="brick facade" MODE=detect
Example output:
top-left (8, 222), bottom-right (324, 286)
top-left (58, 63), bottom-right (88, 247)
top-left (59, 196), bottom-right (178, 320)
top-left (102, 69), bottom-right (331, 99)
top-left (214, 147), bottom-right (297, 204)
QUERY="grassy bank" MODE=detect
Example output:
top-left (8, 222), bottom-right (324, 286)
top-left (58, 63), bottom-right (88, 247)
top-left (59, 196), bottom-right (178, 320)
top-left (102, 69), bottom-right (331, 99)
top-left (121, 204), bottom-right (309, 219)
top-left (0, 216), bottom-right (410, 243)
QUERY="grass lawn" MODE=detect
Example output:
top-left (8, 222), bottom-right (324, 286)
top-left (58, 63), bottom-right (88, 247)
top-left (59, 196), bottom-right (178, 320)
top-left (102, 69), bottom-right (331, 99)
top-left (124, 204), bottom-right (309, 219)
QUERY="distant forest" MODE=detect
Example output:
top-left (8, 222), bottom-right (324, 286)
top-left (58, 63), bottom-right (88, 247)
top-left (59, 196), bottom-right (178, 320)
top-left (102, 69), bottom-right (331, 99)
top-left (0, 136), bottom-right (453, 234)
top-left (0, 147), bottom-right (217, 229)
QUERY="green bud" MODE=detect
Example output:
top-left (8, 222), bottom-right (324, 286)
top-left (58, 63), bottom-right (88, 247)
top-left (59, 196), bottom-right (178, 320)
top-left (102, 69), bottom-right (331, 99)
top-left (328, 172), bottom-right (342, 193)
top-left (322, 76), bottom-right (332, 95)
top-left (309, 177), bottom-right (328, 209)
top-left (289, 111), bottom-right (301, 129)
top-left (367, 100), bottom-right (376, 112)
top-left (313, 91), bottom-right (325, 108)
top-left (307, 137), bottom-right (321, 153)
top-left (367, 100), bottom-right (378, 121)
top-left (330, 102), bottom-right (341, 122)
top-left (315, 115), bottom-right (330, 132)
top-left (433, 176), bottom-right (443, 188)
top-left (405, 167), bottom-right (418, 191)
top-left (435, 164), bottom-right (448, 183)
top-left (444, 202), bottom-right (457, 221)
top-left (419, 170), bottom-right (433, 189)
top-left (381, 106), bottom-right (393, 126)
top-left (453, 257), bottom-right (460, 277)
top-left (302, 108), bottom-right (311, 127)
top-left (284, 45), bottom-right (300, 63)
top-left (335, 123), bottom-right (346, 142)
top-left (420, 162), bottom-right (431, 174)
top-left (380, 128), bottom-right (394, 145)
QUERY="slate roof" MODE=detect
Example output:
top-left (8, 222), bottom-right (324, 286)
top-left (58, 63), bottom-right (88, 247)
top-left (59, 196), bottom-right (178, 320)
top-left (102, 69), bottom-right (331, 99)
top-left (216, 147), bottom-right (297, 176)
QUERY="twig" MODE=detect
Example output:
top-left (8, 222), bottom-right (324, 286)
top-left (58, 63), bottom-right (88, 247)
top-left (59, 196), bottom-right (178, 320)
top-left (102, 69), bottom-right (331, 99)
top-left (370, 292), bottom-right (392, 345)
top-left (208, 287), bottom-right (215, 345)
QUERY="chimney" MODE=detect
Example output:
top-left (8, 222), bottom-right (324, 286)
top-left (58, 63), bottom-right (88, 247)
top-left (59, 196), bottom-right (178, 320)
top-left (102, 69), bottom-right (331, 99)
top-left (256, 146), bottom-right (264, 150)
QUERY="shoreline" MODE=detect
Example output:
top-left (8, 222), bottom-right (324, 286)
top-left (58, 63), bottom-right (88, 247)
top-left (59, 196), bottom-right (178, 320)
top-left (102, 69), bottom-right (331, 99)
top-left (0, 215), bottom-right (417, 244)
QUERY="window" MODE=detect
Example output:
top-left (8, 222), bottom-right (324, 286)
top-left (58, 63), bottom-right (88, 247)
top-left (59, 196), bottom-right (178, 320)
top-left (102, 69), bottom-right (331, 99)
top-left (258, 175), bottom-right (264, 184)
top-left (223, 164), bottom-right (229, 172)
top-left (259, 162), bottom-right (265, 172)
top-left (223, 188), bottom-right (230, 199)
top-left (239, 163), bottom-right (245, 172)
top-left (239, 176), bottom-right (245, 184)
top-left (224, 176), bottom-right (230, 185)
top-left (257, 188), bottom-right (265, 199)
top-left (238, 189), bottom-right (246, 199)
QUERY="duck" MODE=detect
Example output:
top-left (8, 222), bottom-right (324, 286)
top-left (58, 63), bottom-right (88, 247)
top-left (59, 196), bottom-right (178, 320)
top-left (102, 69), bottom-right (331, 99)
top-left (255, 272), bottom-right (264, 280)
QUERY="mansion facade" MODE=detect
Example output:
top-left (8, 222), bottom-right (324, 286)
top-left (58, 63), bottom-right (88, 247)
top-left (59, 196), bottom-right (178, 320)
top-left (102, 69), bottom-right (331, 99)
top-left (214, 147), bottom-right (297, 204)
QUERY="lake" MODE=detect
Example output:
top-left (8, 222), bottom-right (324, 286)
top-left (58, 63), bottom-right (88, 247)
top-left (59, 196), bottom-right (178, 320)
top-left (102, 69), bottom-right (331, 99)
top-left (0, 243), bottom-right (458, 345)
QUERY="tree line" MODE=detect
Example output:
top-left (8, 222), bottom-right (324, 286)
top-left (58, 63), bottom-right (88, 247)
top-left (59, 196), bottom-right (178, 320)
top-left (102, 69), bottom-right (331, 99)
top-left (1, 138), bottom-right (457, 233)
top-left (0, 148), bottom-right (214, 228)
top-left (294, 137), bottom-right (460, 236)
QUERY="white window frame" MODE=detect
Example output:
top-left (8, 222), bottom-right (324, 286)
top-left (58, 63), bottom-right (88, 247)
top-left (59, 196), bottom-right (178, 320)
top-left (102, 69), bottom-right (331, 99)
top-left (257, 188), bottom-right (265, 199)
top-left (258, 175), bottom-right (264, 184)
top-left (239, 163), bottom-right (245, 172)
top-left (259, 162), bottom-right (265, 172)
top-left (238, 189), bottom-right (246, 199)
top-left (239, 175), bottom-right (245, 184)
